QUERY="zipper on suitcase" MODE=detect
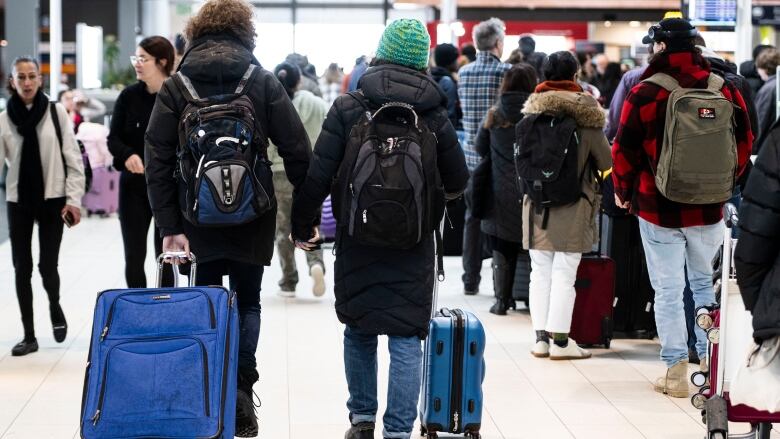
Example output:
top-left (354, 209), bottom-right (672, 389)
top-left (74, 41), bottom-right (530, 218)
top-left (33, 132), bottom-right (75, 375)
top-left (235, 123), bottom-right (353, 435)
top-left (212, 290), bottom-right (236, 439)
top-left (450, 309), bottom-right (465, 433)
top-left (100, 291), bottom-right (216, 341)
top-left (91, 336), bottom-right (210, 425)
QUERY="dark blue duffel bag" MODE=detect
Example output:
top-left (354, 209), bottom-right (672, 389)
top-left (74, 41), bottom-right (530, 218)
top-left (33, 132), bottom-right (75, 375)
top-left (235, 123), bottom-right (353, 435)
top-left (80, 253), bottom-right (238, 439)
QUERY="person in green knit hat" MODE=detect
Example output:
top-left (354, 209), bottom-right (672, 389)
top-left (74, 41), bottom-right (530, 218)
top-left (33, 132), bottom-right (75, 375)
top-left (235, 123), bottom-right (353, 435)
top-left (289, 18), bottom-right (469, 439)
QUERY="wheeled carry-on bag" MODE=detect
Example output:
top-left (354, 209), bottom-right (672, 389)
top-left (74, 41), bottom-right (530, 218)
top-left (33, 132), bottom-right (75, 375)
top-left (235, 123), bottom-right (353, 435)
top-left (82, 166), bottom-right (120, 217)
top-left (80, 253), bottom-right (239, 439)
top-left (690, 205), bottom-right (780, 439)
top-left (512, 249), bottom-right (531, 308)
top-left (420, 229), bottom-right (486, 439)
top-left (568, 213), bottom-right (616, 348)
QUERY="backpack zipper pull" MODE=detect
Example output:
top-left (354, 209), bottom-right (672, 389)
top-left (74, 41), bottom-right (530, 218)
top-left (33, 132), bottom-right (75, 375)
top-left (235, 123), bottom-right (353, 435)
top-left (91, 409), bottom-right (101, 425)
top-left (100, 326), bottom-right (108, 341)
top-left (362, 210), bottom-right (367, 224)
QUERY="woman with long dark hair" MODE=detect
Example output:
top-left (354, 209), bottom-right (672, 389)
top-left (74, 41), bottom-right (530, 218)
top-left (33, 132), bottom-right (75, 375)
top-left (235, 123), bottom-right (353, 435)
top-left (474, 64), bottom-right (537, 315)
top-left (0, 56), bottom-right (85, 356)
top-left (108, 36), bottom-right (175, 288)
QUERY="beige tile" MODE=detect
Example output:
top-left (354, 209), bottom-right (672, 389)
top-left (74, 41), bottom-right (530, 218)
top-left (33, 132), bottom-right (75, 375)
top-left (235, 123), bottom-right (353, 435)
top-left (0, 217), bottom-right (723, 438)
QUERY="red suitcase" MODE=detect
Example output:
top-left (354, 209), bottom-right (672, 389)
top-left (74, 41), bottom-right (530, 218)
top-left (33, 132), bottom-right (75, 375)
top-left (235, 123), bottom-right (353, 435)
top-left (569, 253), bottom-right (616, 348)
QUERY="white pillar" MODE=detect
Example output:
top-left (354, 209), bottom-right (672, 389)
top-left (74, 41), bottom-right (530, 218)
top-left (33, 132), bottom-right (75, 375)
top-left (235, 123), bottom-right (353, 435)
top-left (438, 0), bottom-right (457, 45)
top-left (141, 0), bottom-right (171, 39)
top-left (49, 0), bottom-right (62, 98)
top-left (734, 0), bottom-right (753, 67)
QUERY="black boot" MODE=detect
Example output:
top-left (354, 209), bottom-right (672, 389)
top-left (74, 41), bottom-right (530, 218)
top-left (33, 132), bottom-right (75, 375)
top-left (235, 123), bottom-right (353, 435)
top-left (489, 251), bottom-right (516, 316)
top-left (236, 368), bottom-right (260, 437)
top-left (345, 422), bottom-right (375, 439)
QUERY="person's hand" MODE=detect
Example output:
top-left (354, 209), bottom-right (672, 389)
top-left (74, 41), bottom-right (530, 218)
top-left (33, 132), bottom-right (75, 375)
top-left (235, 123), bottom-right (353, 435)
top-left (125, 154), bottom-right (145, 174)
top-left (290, 227), bottom-right (320, 251)
top-left (61, 205), bottom-right (81, 227)
top-left (162, 234), bottom-right (191, 265)
top-left (614, 193), bottom-right (631, 210)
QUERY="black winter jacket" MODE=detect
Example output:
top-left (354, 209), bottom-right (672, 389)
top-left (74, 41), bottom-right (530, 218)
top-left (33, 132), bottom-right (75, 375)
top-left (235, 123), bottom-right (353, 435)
top-left (740, 60), bottom-right (765, 97)
top-left (756, 76), bottom-right (776, 153)
top-left (145, 35), bottom-right (312, 265)
top-left (474, 92), bottom-right (528, 243)
top-left (708, 57), bottom-right (760, 155)
top-left (735, 121), bottom-right (780, 342)
top-left (291, 64), bottom-right (469, 338)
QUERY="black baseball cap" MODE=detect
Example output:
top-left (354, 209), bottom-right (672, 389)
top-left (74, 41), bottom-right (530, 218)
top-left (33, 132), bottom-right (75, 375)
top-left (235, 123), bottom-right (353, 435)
top-left (642, 18), bottom-right (698, 45)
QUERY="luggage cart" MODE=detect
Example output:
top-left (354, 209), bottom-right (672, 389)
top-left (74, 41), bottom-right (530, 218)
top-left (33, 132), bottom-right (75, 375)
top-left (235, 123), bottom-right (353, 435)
top-left (691, 204), bottom-right (779, 439)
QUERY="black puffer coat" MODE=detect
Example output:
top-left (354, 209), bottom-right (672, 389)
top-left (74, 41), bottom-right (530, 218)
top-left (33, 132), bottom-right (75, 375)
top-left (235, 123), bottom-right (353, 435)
top-left (735, 121), bottom-right (780, 342)
top-left (291, 64), bottom-right (469, 338)
top-left (708, 57), bottom-right (760, 154)
top-left (474, 92), bottom-right (528, 243)
top-left (145, 35), bottom-right (312, 265)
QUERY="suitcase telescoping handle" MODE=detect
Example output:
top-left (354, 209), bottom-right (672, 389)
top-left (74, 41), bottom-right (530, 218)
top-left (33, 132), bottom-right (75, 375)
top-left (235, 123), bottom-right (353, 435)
top-left (155, 252), bottom-right (197, 288)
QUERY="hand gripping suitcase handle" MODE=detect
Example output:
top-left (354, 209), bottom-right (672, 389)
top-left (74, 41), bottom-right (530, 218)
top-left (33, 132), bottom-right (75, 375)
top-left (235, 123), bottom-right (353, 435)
top-left (156, 252), bottom-right (198, 288)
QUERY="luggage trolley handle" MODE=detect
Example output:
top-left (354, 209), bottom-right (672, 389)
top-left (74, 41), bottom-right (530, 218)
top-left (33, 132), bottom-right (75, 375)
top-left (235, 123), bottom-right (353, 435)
top-left (715, 203), bottom-right (738, 397)
top-left (156, 252), bottom-right (198, 288)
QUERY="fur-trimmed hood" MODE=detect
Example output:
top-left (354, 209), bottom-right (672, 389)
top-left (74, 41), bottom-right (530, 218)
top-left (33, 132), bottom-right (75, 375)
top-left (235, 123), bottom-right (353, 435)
top-left (522, 91), bottom-right (606, 128)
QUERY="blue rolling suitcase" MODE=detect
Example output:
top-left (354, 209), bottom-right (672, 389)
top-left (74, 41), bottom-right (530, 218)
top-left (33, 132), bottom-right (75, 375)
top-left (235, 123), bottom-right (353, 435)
top-left (80, 253), bottom-right (239, 439)
top-left (420, 308), bottom-right (486, 438)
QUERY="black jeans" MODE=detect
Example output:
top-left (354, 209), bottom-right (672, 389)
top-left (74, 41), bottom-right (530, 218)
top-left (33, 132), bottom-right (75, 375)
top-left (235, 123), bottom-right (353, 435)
top-left (462, 199), bottom-right (484, 290)
top-left (8, 197), bottom-right (66, 340)
top-left (196, 259), bottom-right (263, 391)
top-left (119, 172), bottom-right (172, 288)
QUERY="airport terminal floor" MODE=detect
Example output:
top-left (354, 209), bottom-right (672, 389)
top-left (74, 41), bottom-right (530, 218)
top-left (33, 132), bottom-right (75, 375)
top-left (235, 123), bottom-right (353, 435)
top-left (0, 213), bottom-right (774, 439)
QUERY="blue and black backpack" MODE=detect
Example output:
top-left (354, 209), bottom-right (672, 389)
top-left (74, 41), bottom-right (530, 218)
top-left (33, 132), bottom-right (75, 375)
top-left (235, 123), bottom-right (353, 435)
top-left (172, 65), bottom-right (274, 227)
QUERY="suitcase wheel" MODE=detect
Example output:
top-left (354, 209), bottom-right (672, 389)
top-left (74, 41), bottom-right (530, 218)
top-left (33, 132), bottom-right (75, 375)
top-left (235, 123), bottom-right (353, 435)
top-left (465, 432), bottom-right (481, 439)
top-left (603, 337), bottom-right (611, 349)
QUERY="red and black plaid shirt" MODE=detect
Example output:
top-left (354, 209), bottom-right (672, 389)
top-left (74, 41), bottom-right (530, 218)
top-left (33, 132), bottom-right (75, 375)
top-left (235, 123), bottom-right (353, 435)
top-left (612, 51), bottom-right (753, 228)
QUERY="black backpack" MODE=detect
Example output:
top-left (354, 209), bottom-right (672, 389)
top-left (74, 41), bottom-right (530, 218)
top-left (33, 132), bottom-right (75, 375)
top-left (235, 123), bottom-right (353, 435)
top-left (331, 93), bottom-right (444, 249)
top-left (172, 65), bottom-right (274, 227)
top-left (514, 113), bottom-right (584, 228)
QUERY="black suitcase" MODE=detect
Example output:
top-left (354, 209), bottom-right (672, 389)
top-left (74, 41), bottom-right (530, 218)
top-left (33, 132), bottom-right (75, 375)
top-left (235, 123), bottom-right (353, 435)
top-left (603, 214), bottom-right (656, 338)
top-left (443, 197), bottom-right (466, 256)
top-left (512, 249), bottom-right (531, 307)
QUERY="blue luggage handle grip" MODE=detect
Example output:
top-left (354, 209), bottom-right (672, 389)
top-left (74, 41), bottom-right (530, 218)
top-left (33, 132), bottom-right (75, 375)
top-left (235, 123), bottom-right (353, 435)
top-left (156, 252), bottom-right (197, 288)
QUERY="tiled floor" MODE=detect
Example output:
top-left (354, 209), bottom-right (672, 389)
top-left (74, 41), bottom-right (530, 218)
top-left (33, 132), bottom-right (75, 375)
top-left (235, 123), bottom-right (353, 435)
top-left (0, 215), bottom-right (773, 438)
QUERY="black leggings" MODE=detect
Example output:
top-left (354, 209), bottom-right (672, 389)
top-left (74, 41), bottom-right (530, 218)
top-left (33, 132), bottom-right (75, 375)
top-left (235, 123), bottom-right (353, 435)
top-left (8, 197), bottom-right (66, 340)
top-left (118, 172), bottom-right (172, 288)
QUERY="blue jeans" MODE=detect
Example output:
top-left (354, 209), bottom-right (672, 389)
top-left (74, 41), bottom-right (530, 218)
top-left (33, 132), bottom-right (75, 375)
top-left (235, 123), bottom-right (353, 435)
top-left (638, 218), bottom-right (722, 367)
top-left (343, 326), bottom-right (422, 439)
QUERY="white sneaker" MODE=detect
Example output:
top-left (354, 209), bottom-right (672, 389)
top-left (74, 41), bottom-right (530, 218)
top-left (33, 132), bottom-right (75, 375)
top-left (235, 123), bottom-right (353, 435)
top-left (549, 339), bottom-right (592, 360)
top-left (310, 264), bottom-right (326, 297)
top-left (531, 341), bottom-right (550, 358)
top-left (277, 288), bottom-right (296, 298)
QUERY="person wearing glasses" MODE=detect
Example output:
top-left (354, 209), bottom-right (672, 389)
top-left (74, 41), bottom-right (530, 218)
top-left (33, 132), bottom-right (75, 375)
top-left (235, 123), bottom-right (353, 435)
top-left (108, 36), bottom-right (176, 288)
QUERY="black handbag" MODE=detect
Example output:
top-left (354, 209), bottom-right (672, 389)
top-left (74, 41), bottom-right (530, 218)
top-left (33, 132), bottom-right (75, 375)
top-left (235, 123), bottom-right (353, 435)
top-left (467, 154), bottom-right (493, 220)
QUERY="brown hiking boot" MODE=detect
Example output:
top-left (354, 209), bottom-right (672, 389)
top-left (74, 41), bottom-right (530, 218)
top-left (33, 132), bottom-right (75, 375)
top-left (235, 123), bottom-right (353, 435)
top-left (654, 360), bottom-right (690, 398)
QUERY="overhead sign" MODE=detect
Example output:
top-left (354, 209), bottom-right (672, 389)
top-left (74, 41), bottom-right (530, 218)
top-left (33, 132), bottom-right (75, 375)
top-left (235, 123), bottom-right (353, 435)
top-left (753, 5), bottom-right (780, 25)
top-left (688, 0), bottom-right (737, 27)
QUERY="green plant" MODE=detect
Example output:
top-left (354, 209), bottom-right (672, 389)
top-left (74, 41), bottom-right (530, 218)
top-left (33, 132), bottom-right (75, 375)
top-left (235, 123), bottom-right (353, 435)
top-left (103, 34), bottom-right (136, 89)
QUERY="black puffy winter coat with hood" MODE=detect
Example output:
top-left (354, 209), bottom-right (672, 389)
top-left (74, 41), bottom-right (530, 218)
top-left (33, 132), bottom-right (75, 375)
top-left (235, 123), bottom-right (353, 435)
top-left (145, 35), bottom-right (312, 265)
top-left (474, 91), bottom-right (528, 243)
top-left (735, 120), bottom-right (780, 342)
top-left (291, 63), bottom-right (469, 338)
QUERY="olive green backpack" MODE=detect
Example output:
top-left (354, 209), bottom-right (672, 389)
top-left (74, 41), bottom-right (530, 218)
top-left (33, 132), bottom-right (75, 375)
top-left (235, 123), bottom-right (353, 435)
top-left (643, 72), bottom-right (737, 204)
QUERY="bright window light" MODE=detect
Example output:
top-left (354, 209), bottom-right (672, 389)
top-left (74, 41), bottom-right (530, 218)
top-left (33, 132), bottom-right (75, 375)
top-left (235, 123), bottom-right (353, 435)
top-left (293, 23), bottom-right (385, 74)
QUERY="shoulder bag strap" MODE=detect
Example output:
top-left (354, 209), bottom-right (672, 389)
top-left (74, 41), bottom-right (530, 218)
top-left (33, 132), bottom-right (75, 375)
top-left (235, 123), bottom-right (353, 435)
top-left (234, 64), bottom-right (257, 95)
top-left (50, 102), bottom-right (68, 180)
top-left (707, 73), bottom-right (726, 92)
top-left (643, 72), bottom-right (681, 92)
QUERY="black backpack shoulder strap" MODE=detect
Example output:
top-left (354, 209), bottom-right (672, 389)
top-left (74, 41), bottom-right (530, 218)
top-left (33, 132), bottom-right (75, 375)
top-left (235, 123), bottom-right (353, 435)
top-left (347, 90), bottom-right (370, 112)
top-left (173, 71), bottom-right (201, 103)
top-left (235, 64), bottom-right (258, 95)
top-left (50, 102), bottom-right (68, 179)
